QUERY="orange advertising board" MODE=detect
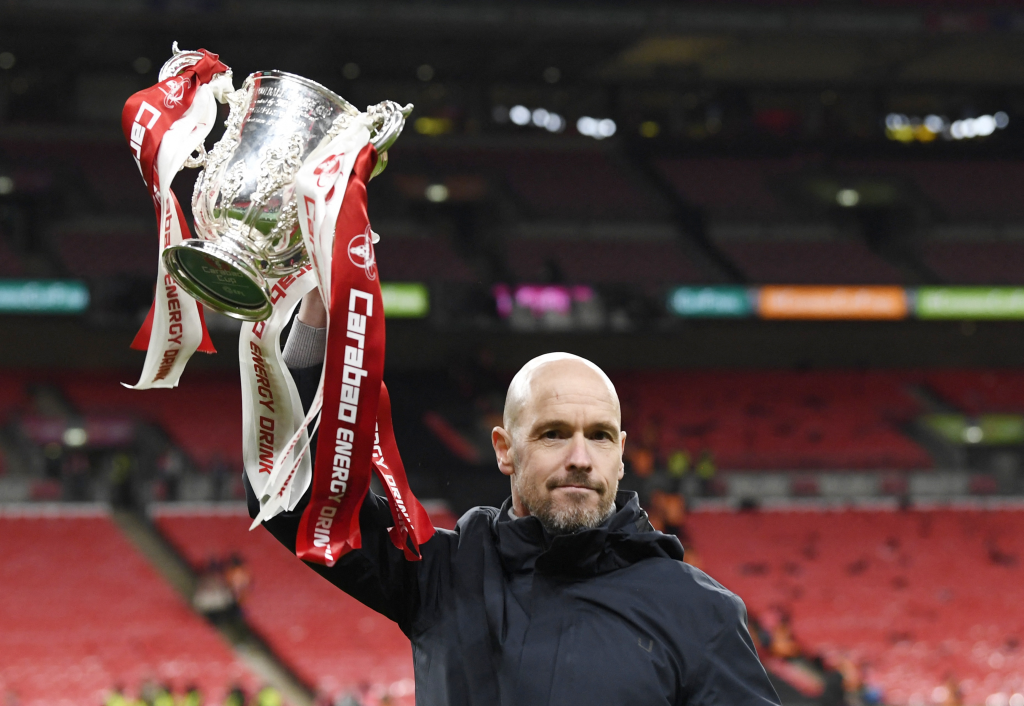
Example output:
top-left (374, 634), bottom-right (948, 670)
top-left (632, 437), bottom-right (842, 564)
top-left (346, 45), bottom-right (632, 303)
top-left (758, 286), bottom-right (909, 320)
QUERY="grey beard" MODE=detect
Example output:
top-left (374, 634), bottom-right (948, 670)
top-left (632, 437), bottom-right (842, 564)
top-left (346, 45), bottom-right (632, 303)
top-left (514, 473), bottom-right (618, 536)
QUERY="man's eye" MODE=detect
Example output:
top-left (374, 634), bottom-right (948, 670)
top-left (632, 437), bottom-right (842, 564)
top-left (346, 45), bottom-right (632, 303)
top-left (543, 430), bottom-right (560, 439)
top-left (592, 431), bottom-right (611, 440)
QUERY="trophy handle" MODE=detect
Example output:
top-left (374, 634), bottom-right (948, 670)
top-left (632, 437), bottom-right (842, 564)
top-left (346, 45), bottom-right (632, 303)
top-left (182, 145), bottom-right (207, 170)
top-left (366, 101), bottom-right (413, 179)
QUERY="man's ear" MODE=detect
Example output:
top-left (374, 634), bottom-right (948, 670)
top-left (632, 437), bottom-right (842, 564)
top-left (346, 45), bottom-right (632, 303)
top-left (492, 426), bottom-right (515, 477)
top-left (618, 430), bottom-right (627, 480)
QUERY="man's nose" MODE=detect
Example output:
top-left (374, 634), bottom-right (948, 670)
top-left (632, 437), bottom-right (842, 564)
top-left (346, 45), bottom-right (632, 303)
top-left (565, 432), bottom-right (592, 470)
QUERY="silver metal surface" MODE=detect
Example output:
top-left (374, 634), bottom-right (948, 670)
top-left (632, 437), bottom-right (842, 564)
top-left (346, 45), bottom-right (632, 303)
top-left (158, 49), bottom-right (412, 322)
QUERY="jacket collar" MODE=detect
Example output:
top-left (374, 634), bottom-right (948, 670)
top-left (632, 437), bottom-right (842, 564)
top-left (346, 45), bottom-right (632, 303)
top-left (492, 490), bottom-right (685, 579)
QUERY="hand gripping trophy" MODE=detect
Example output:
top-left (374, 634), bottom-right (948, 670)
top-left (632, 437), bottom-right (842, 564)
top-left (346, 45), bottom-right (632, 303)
top-left (122, 46), bottom-right (434, 564)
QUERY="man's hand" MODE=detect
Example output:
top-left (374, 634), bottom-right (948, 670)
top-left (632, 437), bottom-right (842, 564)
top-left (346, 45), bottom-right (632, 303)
top-left (297, 289), bottom-right (328, 328)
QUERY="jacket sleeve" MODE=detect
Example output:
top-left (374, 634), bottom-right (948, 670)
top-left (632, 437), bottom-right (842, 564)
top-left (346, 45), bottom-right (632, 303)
top-left (244, 360), bottom-right (450, 636)
top-left (683, 579), bottom-right (781, 706)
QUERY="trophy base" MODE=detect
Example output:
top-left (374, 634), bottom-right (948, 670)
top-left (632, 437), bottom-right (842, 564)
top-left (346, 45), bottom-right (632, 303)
top-left (163, 240), bottom-right (274, 322)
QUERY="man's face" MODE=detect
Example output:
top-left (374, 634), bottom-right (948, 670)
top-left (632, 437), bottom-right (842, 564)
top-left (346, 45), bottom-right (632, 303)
top-left (493, 359), bottom-right (626, 534)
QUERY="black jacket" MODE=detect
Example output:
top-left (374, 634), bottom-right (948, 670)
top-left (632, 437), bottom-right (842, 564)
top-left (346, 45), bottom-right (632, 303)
top-left (246, 365), bottom-right (781, 706)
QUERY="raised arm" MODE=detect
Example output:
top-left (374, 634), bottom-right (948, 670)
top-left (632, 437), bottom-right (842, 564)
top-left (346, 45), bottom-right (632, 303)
top-left (244, 289), bottom-right (449, 635)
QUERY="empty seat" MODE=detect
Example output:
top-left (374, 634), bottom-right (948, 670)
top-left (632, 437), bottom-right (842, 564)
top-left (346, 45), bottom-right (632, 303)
top-left (154, 508), bottom-right (418, 699)
top-left (689, 508), bottom-right (1024, 706)
top-left (0, 510), bottom-right (256, 702)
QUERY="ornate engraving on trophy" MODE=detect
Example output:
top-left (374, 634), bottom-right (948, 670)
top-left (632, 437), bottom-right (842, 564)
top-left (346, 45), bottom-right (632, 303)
top-left (162, 62), bottom-right (412, 321)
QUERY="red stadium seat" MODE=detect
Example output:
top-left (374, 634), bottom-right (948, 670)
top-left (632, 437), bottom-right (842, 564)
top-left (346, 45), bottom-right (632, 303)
top-left (153, 507), bottom-right (426, 702)
top-left (614, 370), bottom-right (932, 471)
top-left (689, 507), bottom-right (1024, 705)
top-left (0, 509), bottom-right (257, 703)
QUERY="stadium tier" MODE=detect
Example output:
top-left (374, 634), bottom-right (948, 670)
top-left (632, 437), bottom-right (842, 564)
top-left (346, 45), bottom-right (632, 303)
top-left (689, 506), bottom-right (1024, 705)
top-left (0, 230), bottom-right (25, 277)
top-left (505, 236), bottom-right (709, 284)
top-left (53, 225), bottom-right (157, 278)
top-left (717, 240), bottom-right (907, 285)
top-left (0, 508), bottom-right (256, 703)
top-left (373, 231), bottom-right (479, 282)
top-left (153, 506), bottom-right (455, 701)
top-left (656, 157), bottom-right (795, 220)
top-left (839, 160), bottom-right (1024, 222)
top-left (56, 370), bottom-right (242, 470)
top-left (393, 146), bottom-right (670, 221)
top-left (924, 370), bottom-right (1024, 415)
top-left (921, 241), bottom-right (1024, 285)
top-left (12, 368), bottom-right (1024, 480)
top-left (613, 370), bottom-right (932, 470)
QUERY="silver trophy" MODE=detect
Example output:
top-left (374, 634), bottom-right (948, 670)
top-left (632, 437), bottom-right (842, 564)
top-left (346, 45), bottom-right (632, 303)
top-left (159, 46), bottom-right (411, 321)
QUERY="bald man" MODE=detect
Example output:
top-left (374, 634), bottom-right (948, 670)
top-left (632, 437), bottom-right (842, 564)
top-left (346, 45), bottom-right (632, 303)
top-left (246, 293), bottom-right (780, 706)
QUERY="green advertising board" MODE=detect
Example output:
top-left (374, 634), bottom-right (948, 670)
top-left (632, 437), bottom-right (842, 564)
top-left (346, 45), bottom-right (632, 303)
top-left (667, 287), bottom-right (753, 317)
top-left (916, 287), bottom-right (1024, 319)
top-left (381, 283), bottom-right (429, 318)
top-left (0, 280), bottom-right (89, 314)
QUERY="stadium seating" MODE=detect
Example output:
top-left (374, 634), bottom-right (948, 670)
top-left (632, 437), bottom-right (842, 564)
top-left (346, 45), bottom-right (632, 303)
top-left (0, 509), bottom-right (256, 703)
top-left (655, 158), bottom-right (797, 220)
top-left (924, 370), bottom-right (1024, 415)
top-left (689, 507), bottom-right (1024, 706)
top-left (401, 146), bottom-right (670, 221)
top-left (614, 370), bottom-right (932, 470)
top-left (0, 230), bottom-right (25, 277)
top-left (921, 241), bottom-right (1024, 285)
top-left (57, 370), bottom-right (242, 470)
top-left (505, 236), bottom-right (709, 284)
top-left (53, 226), bottom-right (157, 278)
top-left (718, 239), bottom-right (906, 284)
top-left (374, 232), bottom-right (479, 283)
top-left (152, 505), bottom-right (457, 702)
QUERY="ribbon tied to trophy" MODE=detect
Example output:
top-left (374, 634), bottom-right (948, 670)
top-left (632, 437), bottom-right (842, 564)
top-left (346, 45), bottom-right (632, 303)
top-left (121, 44), bottom-right (434, 565)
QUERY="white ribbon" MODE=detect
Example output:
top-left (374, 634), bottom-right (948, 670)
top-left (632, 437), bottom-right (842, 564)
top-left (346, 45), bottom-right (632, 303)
top-left (125, 79), bottom-right (229, 390)
top-left (250, 117), bottom-right (374, 527)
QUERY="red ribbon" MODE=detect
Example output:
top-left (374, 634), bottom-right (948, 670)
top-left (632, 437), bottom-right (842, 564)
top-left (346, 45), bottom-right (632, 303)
top-left (296, 145), bottom-right (435, 566)
top-left (121, 51), bottom-right (223, 355)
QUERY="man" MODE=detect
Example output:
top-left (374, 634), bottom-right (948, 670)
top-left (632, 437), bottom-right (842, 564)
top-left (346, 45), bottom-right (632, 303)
top-left (246, 291), bottom-right (781, 706)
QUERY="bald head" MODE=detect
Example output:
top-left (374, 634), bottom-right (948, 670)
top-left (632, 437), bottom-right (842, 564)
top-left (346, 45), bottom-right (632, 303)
top-left (502, 353), bottom-right (620, 437)
top-left (493, 352), bottom-right (625, 533)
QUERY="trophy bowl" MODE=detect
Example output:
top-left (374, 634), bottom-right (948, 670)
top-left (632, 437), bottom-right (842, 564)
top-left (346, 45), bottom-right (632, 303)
top-left (161, 60), bottom-right (410, 322)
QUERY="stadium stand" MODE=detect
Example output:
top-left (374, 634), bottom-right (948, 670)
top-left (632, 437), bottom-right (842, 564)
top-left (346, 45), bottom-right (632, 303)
top-left (717, 239), bottom-right (906, 284)
top-left (399, 146), bottom-right (670, 221)
top-left (505, 233), bottom-right (709, 284)
top-left (840, 160), bottom-right (1024, 222)
top-left (0, 508), bottom-right (256, 703)
top-left (152, 505), bottom-right (457, 701)
top-left (689, 506), bottom-right (1024, 706)
top-left (614, 370), bottom-right (932, 470)
top-left (655, 158), bottom-right (797, 220)
top-left (57, 370), bottom-right (242, 470)
top-left (0, 138), bottom-right (144, 214)
top-left (921, 241), bottom-right (1024, 285)
top-left (52, 224), bottom-right (157, 278)
top-left (374, 229), bottom-right (479, 283)
top-left (924, 370), bottom-right (1024, 415)
top-left (0, 230), bottom-right (25, 277)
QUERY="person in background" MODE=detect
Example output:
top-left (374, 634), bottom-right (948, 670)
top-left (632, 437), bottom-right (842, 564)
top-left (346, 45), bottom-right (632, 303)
top-left (179, 684), bottom-right (202, 706)
top-left (696, 449), bottom-right (717, 496)
top-left (813, 655), bottom-right (846, 706)
top-left (223, 685), bottom-right (246, 706)
top-left (103, 685), bottom-right (128, 706)
top-left (254, 685), bottom-right (283, 706)
top-left (224, 553), bottom-right (252, 608)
